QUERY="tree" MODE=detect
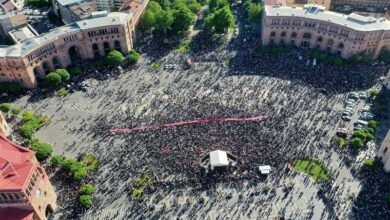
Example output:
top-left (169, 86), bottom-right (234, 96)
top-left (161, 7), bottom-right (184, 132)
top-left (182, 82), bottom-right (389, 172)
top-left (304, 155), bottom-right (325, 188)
top-left (50, 155), bottom-right (63, 167)
top-left (204, 13), bottom-right (215, 31)
top-left (46, 72), bottom-right (62, 88)
top-left (7, 82), bottom-right (22, 94)
top-left (139, 10), bottom-right (156, 32)
top-left (0, 103), bottom-right (12, 112)
top-left (55, 69), bottom-right (70, 81)
top-left (215, 6), bottom-right (234, 33)
top-left (61, 159), bottom-right (79, 172)
top-left (247, 3), bottom-right (262, 23)
top-left (209, 0), bottom-right (227, 13)
top-left (81, 184), bottom-right (95, 195)
top-left (11, 107), bottom-right (21, 115)
top-left (368, 120), bottom-right (379, 130)
top-left (333, 57), bottom-right (343, 66)
top-left (379, 48), bottom-right (390, 63)
top-left (188, 2), bottom-right (201, 14)
top-left (105, 50), bottom-right (125, 67)
top-left (31, 139), bottom-right (53, 161)
top-left (149, 1), bottom-right (162, 14)
top-left (155, 9), bottom-right (173, 34)
top-left (22, 111), bottom-right (34, 121)
top-left (172, 6), bottom-right (195, 34)
top-left (70, 67), bottom-right (81, 75)
top-left (73, 168), bottom-right (88, 181)
top-left (19, 124), bottom-right (35, 139)
top-left (79, 195), bottom-right (93, 208)
top-left (351, 137), bottom-right (364, 148)
top-left (128, 49), bottom-right (141, 63)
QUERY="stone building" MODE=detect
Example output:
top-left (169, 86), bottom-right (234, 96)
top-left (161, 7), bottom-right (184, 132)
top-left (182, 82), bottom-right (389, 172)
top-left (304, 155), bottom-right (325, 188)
top-left (0, 0), bottom-right (148, 88)
top-left (0, 112), bottom-right (9, 136)
top-left (330, 0), bottom-right (390, 10)
top-left (0, 134), bottom-right (57, 220)
top-left (286, 0), bottom-right (332, 10)
top-left (377, 130), bottom-right (390, 172)
top-left (261, 4), bottom-right (390, 59)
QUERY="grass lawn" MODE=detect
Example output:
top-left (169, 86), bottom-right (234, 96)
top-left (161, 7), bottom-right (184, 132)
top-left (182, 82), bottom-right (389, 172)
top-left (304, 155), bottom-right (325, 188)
top-left (293, 158), bottom-right (330, 182)
top-left (132, 172), bottom-right (155, 199)
top-left (363, 159), bottom-right (376, 168)
top-left (150, 62), bottom-right (161, 70)
top-left (55, 87), bottom-right (69, 96)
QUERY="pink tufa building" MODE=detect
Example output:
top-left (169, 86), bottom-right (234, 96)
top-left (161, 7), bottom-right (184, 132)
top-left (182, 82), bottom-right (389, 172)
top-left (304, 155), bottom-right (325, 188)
top-left (261, 4), bottom-right (390, 59)
top-left (0, 134), bottom-right (57, 220)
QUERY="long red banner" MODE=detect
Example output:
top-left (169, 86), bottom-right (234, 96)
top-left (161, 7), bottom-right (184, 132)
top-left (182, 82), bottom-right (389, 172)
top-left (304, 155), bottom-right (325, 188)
top-left (110, 115), bottom-right (267, 134)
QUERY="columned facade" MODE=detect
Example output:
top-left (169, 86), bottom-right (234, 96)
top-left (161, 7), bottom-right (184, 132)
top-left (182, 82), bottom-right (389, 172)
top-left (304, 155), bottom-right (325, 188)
top-left (262, 5), bottom-right (390, 59)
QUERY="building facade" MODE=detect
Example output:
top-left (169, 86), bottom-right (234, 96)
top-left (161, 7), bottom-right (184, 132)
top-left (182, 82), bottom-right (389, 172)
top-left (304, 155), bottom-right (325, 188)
top-left (95, 0), bottom-right (114, 10)
top-left (261, 4), bottom-right (390, 59)
top-left (0, 112), bottom-right (9, 136)
top-left (377, 130), bottom-right (390, 172)
top-left (331, 0), bottom-right (390, 10)
top-left (0, 134), bottom-right (57, 220)
top-left (0, 0), bottom-right (148, 88)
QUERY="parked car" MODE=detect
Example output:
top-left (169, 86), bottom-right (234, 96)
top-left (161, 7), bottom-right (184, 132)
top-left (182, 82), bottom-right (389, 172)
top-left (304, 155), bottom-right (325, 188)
top-left (336, 128), bottom-right (348, 137)
top-left (342, 115), bottom-right (352, 121)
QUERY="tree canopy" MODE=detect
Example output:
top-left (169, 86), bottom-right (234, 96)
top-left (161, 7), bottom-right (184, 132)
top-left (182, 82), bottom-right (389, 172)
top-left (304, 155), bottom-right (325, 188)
top-left (205, 6), bottom-right (234, 33)
top-left (172, 6), bottom-right (196, 34)
top-left (31, 139), bottom-right (53, 161)
top-left (246, 1), bottom-right (262, 23)
top-left (105, 50), bottom-right (125, 66)
top-left (45, 72), bottom-right (62, 88)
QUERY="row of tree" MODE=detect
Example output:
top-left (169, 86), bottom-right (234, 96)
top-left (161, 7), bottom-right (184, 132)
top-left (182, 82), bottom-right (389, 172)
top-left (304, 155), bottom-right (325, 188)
top-left (139, 0), bottom-right (198, 34)
top-left (244, 0), bottom-right (263, 24)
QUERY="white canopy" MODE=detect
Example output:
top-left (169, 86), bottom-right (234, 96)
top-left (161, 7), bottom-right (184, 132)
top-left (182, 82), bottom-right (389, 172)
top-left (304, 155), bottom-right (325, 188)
top-left (209, 150), bottom-right (229, 167)
top-left (259, 165), bottom-right (271, 174)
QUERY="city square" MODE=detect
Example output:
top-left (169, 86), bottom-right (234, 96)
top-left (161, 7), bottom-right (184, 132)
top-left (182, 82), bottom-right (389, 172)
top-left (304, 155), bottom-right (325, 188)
top-left (1, 0), bottom-right (390, 219)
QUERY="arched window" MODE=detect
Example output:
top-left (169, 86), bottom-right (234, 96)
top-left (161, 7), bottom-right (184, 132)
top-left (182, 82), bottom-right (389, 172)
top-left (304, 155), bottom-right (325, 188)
top-left (281, 31), bottom-right (286, 37)
top-left (270, 31), bottom-right (276, 37)
top-left (291, 32), bottom-right (297, 38)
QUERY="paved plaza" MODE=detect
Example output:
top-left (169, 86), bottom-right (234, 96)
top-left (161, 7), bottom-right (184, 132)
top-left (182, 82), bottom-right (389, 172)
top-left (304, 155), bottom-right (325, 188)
top-left (5, 5), bottom-right (390, 220)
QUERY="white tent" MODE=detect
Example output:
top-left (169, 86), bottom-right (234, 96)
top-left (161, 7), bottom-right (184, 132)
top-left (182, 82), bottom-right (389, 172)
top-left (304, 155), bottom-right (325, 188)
top-left (259, 165), bottom-right (271, 175)
top-left (209, 150), bottom-right (229, 168)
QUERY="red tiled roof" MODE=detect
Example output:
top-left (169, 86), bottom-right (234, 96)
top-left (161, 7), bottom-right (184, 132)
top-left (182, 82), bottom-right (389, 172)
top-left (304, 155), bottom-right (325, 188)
top-left (0, 134), bottom-right (36, 191)
top-left (0, 208), bottom-right (34, 220)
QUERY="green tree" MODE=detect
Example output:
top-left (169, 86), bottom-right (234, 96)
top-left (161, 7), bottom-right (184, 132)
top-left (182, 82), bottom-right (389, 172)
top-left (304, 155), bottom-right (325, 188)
top-left (215, 6), bottom-right (234, 33)
top-left (55, 69), bottom-right (70, 81)
top-left (188, 2), bottom-right (201, 14)
top-left (11, 108), bottom-right (21, 115)
top-left (379, 48), bottom-right (390, 63)
top-left (22, 111), bottom-right (34, 121)
top-left (70, 67), bottom-right (81, 75)
top-left (19, 124), bottom-right (35, 139)
top-left (128, 49), bottom-right (141, 63)
top-left (172, 6), bottom-right (195, 34)
top-left (209, 0), bottom-right (227, 13)
top-left (247, 3), bottom-right (262, 23)
top-left (333, 57), bottom-right (343, 66)
top-left (61, 159), bottom-right (79, 172)
top-left (0, 103), bottom-right (12, 112)
top-left (73, 168), bottom-right (88, 181)
top-left (45, 72), bottom-right (62, 88)
top-left (105, 50), bottom-right (125, 67)
top-left (368, 120), bottom-right (379, 130)
top-left (155, 9), bottom-right (173, 33)
top-left (351, 137), bottom-right (364, 148)
top-left (7, 82), bottom-right (22, 94)
top-left (79, 195), bottom-right (93, 208)
top-left (149, 1), bottom-right (162, 13)
top-left (139, 10), bottom-right (156, 31)
top-left (31, 139), bottom-right (53, 161)
top-left (50, 155), bottom-right (63, 167)
top-left (204, 13), bottom-right (215, 31)
top-left (81, 184), bottom-right (95, 195)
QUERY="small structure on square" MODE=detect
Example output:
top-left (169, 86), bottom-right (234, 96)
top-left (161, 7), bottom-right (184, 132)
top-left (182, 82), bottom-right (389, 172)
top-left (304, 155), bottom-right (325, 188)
top-left (201, 150), bottom-right (237, 172)
top-left (259, 165), bottom-right (272, 175)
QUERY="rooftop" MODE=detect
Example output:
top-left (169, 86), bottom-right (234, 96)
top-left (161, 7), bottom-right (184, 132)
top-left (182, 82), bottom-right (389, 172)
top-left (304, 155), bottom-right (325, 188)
top-left (0, 134), bottom-right (36, 191)
top-left (264, 4), bottom-right (390, 31)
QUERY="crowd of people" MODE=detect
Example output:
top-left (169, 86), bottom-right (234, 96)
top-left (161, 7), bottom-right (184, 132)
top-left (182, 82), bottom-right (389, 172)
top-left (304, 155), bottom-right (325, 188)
top-left (30, 4), bottom-right (390, 220)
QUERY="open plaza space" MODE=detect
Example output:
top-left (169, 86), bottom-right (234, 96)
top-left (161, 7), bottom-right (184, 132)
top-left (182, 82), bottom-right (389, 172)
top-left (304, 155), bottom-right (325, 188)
top-left (2, 2), bottom-right (390, 220)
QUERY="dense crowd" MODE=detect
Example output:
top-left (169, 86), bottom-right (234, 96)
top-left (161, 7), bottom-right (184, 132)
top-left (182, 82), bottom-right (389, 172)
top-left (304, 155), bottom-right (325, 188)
top-left (38, 5), bottom-right (390, 220)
